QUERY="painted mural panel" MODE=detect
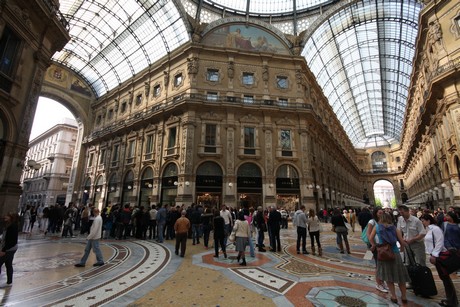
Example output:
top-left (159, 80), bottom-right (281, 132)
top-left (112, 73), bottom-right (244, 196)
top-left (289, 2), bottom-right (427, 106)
top-left (202, 24), bottom-right (290, 55)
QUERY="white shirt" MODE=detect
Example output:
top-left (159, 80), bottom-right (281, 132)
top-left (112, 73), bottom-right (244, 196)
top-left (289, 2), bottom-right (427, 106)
top-left (87, 215), bottom-right (103, 240)
top-left (220, 209), bottom-right (232, 226)
top-left (424, 224), bottom-right (446, 257)
top-left (397, 215), bottom-right (426, 241)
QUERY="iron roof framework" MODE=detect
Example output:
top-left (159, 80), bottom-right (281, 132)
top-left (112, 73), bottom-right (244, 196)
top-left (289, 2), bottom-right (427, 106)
top-left (51, 0), bottom-right (422, 149)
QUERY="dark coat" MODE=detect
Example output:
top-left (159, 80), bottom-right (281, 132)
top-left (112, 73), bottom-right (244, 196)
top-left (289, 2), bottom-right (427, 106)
top-left (213, 216), bottom-right (225, 239)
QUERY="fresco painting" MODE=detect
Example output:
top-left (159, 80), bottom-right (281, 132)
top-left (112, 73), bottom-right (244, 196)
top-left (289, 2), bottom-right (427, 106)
top-left (202, 24), bottom-right (289, 55)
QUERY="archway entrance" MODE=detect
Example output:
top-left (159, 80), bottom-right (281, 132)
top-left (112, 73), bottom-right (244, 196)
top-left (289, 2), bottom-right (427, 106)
top-left (373, 180), bottom-right (395, 208)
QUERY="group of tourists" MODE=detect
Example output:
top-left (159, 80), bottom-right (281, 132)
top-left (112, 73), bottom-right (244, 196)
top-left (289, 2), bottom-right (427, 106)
top-left (362, 205), bottom-right (460, 306)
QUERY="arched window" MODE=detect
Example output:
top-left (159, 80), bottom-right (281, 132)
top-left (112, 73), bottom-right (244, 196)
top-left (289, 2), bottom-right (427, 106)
top-left (371, 151), bottom-right (387, 173)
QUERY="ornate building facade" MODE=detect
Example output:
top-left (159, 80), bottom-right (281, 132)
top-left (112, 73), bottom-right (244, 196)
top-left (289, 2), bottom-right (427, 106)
top-left (20, 118), bottom-right (78, 208)
top-left (0, 0), bottom-right (459, 214)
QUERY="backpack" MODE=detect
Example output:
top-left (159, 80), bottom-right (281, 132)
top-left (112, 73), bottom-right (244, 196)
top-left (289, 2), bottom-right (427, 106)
top-left (361, 224), bottom-right (370, 245)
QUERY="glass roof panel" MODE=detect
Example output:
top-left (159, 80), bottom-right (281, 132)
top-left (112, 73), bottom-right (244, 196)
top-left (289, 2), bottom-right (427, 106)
top-left (53, 0), bottom-right (189, 97)
top-left (202, 0), bottom-right (332, 14)
top-left (302, 0), bottom-right (421, 148)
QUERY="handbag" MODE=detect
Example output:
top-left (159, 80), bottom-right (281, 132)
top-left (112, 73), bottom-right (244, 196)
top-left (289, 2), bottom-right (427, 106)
top-left (376, 224), bottom-right (395, 261)
top-left (229, 221), bottom-right (238, 242)
top-left (376, 243), bottom-right (395, 261)
top-left (437, 249), bottom-right (460, 274)
top-left (345, 222), bottom-right (352, 230)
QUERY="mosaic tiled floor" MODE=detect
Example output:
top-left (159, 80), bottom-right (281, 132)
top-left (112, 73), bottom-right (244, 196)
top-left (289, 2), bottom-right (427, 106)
top-left (0, 225), bottom-right (456, 306)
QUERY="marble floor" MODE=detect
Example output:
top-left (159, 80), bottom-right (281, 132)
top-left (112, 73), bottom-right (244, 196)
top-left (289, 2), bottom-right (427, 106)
top-left (1, 225), bottom-right (457, 307)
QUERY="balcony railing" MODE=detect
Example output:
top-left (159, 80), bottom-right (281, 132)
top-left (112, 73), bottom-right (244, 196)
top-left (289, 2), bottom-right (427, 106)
top-left (83, 93), bottom-right (313, 143)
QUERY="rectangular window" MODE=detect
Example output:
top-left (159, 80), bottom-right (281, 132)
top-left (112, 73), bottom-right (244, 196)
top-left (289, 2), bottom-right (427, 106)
top-left (127, 140), bottom-right (135, 164)
top-left (99, 149), bottom-right (106, 164)
top-left (242, 72), bottom-right (254, 85)
top-left (121, 102), bottom-right (127, 113)
top-left (0, 27), bottom-right (21, 92)
top-left (108, 109), bottom-right (114, 120)
top-left (278, 98), bottom-right (288, 107)
top-left (207, 92), bottom-right (218, 102)
top-left (153, 84), bottom-right (161, 97)
top-left (174, 74), bottom-right (183, 87)
top-left (205, 124), bottom-right (216, 153)
top-left (87, 153), bottom-right (94, 167)
top-left (243, 95), bottom-right (254, 104)
top-left (276, 76), bottom-right (288, 89)
top-left (207, 69), bottom-right (219, 82)
top-left (167, 127), bottom-right (176, 155)
top-left (136, 94), bottom-right (142, 105)
top-left (280, 130), bottom-right (291, 150)
top-left (111, 144), bottom-right (119, 167)
top-left (244, 127), bottom-right (255, 155)
top-left (144, 134), bottom-right (154, 160)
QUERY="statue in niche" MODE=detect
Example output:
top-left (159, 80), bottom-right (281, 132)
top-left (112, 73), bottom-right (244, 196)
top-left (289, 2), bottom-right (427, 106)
top-left (262, 65), bottom-right (269, 81)
top-left (228, 61), bottom-right (234, 79)
top-left (163, 71), bottom-right (169, 86)
top-left (187, 57), bottom-right (199, 75)
top-left (426, 20), bottom-right (446, 70)
top-left (144, 82), bottom-right (150, 98)
top-left (128, 91), bottom-right (133, 104)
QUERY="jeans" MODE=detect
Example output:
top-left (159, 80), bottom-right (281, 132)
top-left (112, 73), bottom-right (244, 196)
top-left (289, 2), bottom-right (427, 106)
top-left (223, 224), bottom-right (232, 247)
top-left (257, 229), bottom-right (265, 247)
top-left (0, 250), bottom-right (17, 284)
top-left (248, 236), bottom-right (255, 257)
top-left (192, 224), bottom-right (201, 244)
top-left (78, 239), bottom-right (104, 265)
top-left (296, 227), bottom-right (307, 252)
top-left (157, 222), bottom-right (165, 242)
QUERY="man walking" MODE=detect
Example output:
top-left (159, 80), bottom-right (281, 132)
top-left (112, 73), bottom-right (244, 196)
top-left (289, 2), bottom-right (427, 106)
top-left (174, 210), bottom-right (191, 257)
top-left (75, 208), bottom-right (104, 267)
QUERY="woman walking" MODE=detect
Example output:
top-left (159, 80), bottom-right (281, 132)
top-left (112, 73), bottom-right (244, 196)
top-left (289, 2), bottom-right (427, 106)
top-left (233, 211), bottom-right (250, 266)
top-left (331, 208), bottom-right (351, 254)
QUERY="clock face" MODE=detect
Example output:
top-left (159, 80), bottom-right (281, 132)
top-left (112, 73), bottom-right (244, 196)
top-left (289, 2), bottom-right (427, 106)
top-left (277, 77), bottom-right (287, 88)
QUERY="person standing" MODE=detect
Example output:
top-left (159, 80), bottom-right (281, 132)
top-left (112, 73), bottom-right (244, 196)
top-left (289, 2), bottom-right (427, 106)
top-left (156, 204), bottom-right (167, 243)
top-left (367, 207), bottom-right (388, 293)
top-left (234, 212), bottom-right (250, 266)
top-left (307, 209), bottom-right (322, 256)
top-left (357, 207), bottom-right (372, 232)
top-left (148, 205), bottom-right (157, 240)
top-left (421, 214), bottom-right (458, 307)
top-left (201, 208), bottom-right (213, 249)
top-left (220, 205), bottom-right (233, 246)
top-left (0, 212), bottom-right (19, 287)
top-left (267, 206), bottom-right (281, 252)
top-left (369, 212), bottom-right (410, 305)
top-left (254, 206), bottom-right (266, 252)
top-left (293, 205), bottom-right (308, 254)
top-left (75, 208), bottom-right (104, 267)
top-left (213, 211), bottom-right (227, 258)
top-left (397, 205), bottom-right (426, 265)
top-left (331, 208), bottom-right (351, 254)
top-left (174, 210), bottom-right (190, 257)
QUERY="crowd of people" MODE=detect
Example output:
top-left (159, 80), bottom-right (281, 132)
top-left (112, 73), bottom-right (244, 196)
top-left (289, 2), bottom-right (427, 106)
top-left (10, 201), bottom-right (460, 306)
